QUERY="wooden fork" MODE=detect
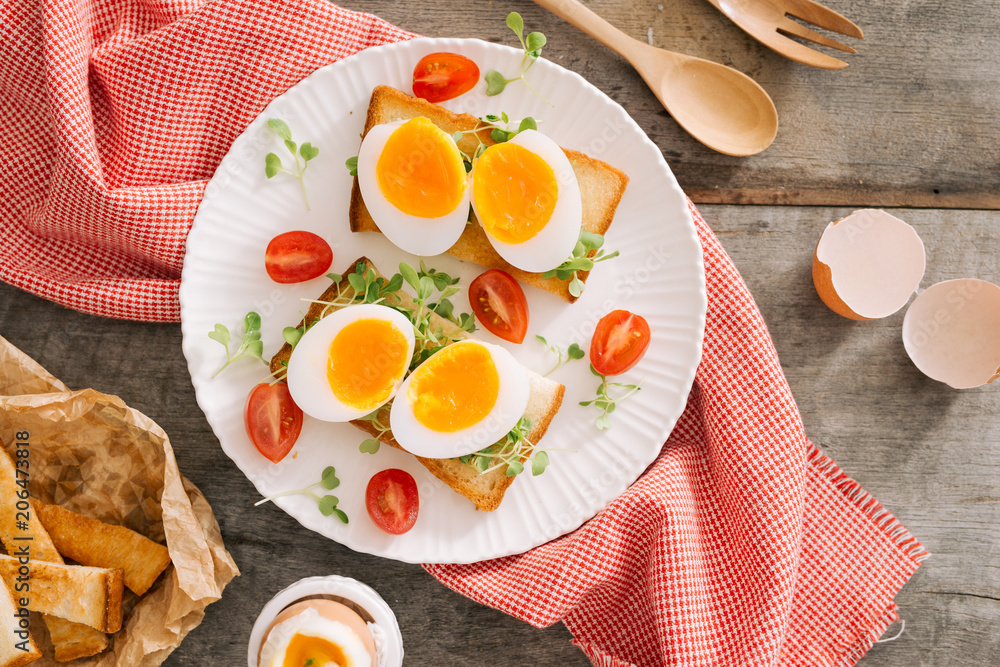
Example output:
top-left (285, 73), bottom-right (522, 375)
top-left (703, 0), bottom-right (864, 69)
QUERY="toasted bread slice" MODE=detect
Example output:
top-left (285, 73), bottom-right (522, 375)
top-left (34, 502), bottom-right (171, 596)
top-left (270, 258), bottom-right (565, 511)
top-left (0, 443), bottom-right (108, 660)
top-left (349, 85), bottom-right (629, 303)
top-left (0, 557), bottom-right (123, 633)
top-left (44, 617), bottom-right (109, 663)
top-left (0, 576), bottom-right (40, 667)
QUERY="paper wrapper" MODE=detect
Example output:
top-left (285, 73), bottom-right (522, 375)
top-left (0, 335), bottom-right (239, 665)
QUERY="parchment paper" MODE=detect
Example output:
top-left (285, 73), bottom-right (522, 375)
top-left (0, 335), bottom-right (239, 665)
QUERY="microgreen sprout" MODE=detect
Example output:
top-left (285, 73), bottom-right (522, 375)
top-left (542, 230), bottom-right (620, 297)
top-left (451, 113), bottom-right (538, 172)
top-left (536, 335), bottom-right (585, 376)
top-left (265, 119), bottom-right (319, 210)
top-left (254, 466), bottom-right (348, 524)
top-left (459, 417), bottom-right (553, 477)
top-left (208, 312), bottom-right (266, 377)
top-left (580, 365), bottom-right (642, 430)
top-left (486, 12), bottom-right (551, 106)
top-left (345, 155), bottom-right (358, 176)
top-left (356, 408), bottom-right (393, 454)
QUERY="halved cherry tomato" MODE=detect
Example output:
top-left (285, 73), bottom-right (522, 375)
top-left (412, 53), bottom-right (480, 103)
top-left (264, 231), bottom-right (333, 284)
top-left (469, 269), bottom-right (529, 344)
top-left (365, 469), bottom-right (419, 535)
top-left (244, 382), bottom-right (303, 463)
top-left (590, 310), bottom-right (651, 376)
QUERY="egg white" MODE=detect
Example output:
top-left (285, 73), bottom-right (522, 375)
top-left (470, 129), bottom-right (582, 273)
top-left (287, 304), bottom-right (415, 423)
top-left (258, 607), bottom-right (371, 667)
top-left (357, 118), bottom-right (470, 257)
top-left (389, 340), bottom-right (530, 459)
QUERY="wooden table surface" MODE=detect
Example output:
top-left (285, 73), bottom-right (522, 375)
top-left (1, 0), bottom-right (997, 665)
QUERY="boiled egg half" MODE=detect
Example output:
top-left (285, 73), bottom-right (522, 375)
top-left (357, 117), bottom-right (470, 256)
top-left (389, 340), bottom-right (530, 459)
top-left (287, 304), bottom-right (415, 422)
top-left (470, 129), bottom-right (582, 273)
top-left (258, 599), bottom-right (375, 667)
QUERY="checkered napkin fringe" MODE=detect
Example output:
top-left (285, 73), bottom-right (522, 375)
top-left (3, 2), bottom-right (926, 664)
top-left (426, 202), bottom-right (927, 667)
top-left (0, 0), bottom-right (412, 321)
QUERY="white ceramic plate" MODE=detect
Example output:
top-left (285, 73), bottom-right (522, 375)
top-left (180, 38), bottom-right (705, 564)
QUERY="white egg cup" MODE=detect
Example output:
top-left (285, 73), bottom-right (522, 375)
top-left (248, 575), bottom-right (403, 667)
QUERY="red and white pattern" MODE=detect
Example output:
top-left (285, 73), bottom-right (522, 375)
top-left (427, 202), bottom-right (927, 666)
top-left (2, 2), bottom-right (925, 665)
top-left (0, 0), bottom-right (412, 321)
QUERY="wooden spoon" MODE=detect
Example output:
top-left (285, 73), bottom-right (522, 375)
top-left (532, 0), bottom-right (778, 156)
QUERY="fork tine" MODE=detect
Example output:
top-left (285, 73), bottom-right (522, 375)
top-left (768, 32), bottom-right (851, 69)
top-left (778, 17), bottom-right (857, 53)
top-left (782, 0), bottom-right (864, 39)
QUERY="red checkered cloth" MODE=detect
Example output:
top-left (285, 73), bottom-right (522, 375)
top-left (428, 200), bottom-right (927, 666)
top-left (3, 1), bottom-right (925, 665)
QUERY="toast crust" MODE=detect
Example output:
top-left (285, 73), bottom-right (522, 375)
top-left (349, 86), bottom-right (629, 303)
top-left (270, 258), bottom-right (565, 511)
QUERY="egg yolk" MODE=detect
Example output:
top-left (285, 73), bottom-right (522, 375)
top-left (281, 632), bottom-right (350, 667)
top-left (473, 142), bottom-right (558, 244)
top-left (327, 319), bottom-right (409, 411)
top-left (407, 343), bottom-right (499, 432)
top-left (376, 117), bottom-right (467, 219)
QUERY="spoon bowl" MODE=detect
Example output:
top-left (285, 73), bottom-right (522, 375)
top-left (533, 0), bottom-right (778, 156)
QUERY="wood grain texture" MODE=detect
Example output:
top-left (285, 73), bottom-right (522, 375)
top-left (350, 0), bottom-right (1000, 208)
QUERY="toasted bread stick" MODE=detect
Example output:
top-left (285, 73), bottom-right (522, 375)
top-left (0, 443), bottom-right (110, 660)
top-left (0, 556), bottom-right (123, 633)
top-left (0, 576), bottom-right (41, 667)
top-left (34, 502), bottom-right (171, 596)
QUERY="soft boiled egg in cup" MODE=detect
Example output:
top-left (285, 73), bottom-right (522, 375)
top-left (286, 304), bottom-right (415, 422)
top-left (357, 116), bottom-right (470, 256)
top-left (249, 575), bottom-right (403, 667)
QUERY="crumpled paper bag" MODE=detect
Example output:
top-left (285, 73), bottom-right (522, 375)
top-left (0, 335), bottom-right (239, 665)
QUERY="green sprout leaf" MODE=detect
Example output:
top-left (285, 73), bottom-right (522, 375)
top-left (359, 438), bottom-right (381, 455)
top-left (318, 495), bottom-right (340, 516)
top-left (537, 335), bottom-right (586, 376)
top-left (264, 153), bottom-right (282, 179)
top-left (542, 230), bottom-right (619, 298)
top-left (265, 118), bottom-right (317, 210)
top-left (484, 70), bottom-right (509, 96)
top-left (299, 142), bottom-right (319, 162)
top-left (320, 466), bottom-right (340, 490)
top-left (485, 12), bottom-right (551, 105)
top-left (254, 466), bottom-right (350, 525)
top-left (580, 365), bottom-right (643, 430)
top-left (345, 155), bottom-right (358, 176)
top-left (209, 312), bottom-right (266, 377)
top-left (267, 118), bottom-right (292, 141)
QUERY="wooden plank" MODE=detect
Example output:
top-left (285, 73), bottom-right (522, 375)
top-left (349, 0), bottom-right (1000, 208)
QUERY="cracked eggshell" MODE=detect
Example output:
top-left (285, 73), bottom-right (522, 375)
top-left (902, 279), bottom-right (1000, 389)
top-left (812, 210), bottom-right (926, 320)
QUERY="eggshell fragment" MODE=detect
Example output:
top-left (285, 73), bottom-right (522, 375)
top-left (902, 279), bottom-right (1000, 389)
top-left (813, 209), bottom-right (926, 320)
